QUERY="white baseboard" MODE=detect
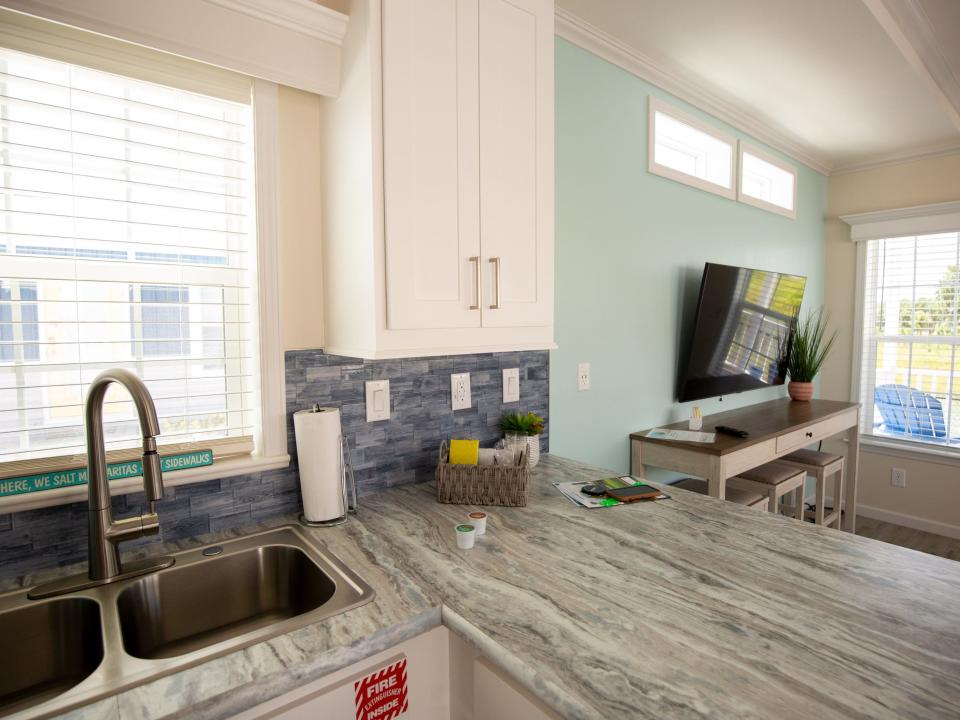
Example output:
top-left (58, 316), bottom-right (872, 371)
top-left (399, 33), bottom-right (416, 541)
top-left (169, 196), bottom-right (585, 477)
top-left (856, 503), bottom-right (960, 541)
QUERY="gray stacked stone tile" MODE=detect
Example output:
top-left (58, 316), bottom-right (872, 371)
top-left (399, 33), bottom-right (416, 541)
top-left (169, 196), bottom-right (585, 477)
top-left (0, 350), bottom-right (549, 580)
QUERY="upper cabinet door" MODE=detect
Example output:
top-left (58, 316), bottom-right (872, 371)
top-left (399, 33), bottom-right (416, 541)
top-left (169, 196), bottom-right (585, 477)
top-left (478, 0), bottom-right (554, 328)
top-left (382, 0), bottom-right (481, 330)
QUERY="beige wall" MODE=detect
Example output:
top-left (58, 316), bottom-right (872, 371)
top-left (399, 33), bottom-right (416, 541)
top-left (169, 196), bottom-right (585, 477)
top-left (277, 85), bottom-right (325, 350)
top-left (822, 153), bottom-right (960, 532)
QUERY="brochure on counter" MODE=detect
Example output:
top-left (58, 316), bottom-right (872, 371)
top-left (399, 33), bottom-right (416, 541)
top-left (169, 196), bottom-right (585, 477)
top-left (553, 475), bottom-right (669, 509)
top-left (646, 428), bottom-right (716, 443)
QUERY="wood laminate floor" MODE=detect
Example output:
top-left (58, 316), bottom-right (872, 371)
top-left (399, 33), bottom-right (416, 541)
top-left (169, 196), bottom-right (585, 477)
top-left (856, 517), bottom-right (960, 561)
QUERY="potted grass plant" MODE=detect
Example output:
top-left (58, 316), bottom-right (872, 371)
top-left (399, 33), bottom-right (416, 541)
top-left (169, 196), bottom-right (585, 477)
top-left (787, 308), bottom-right (837, 401)
top-left (500, 411), bottom-right (545, 467)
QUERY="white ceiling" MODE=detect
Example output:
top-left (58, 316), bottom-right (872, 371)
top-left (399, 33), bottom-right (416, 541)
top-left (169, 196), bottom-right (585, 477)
top-left (555, 0), bottom-right (960, 174)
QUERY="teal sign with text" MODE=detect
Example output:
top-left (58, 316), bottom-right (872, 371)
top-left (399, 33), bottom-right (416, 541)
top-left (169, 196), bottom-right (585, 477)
top-left (0, 450), bottom-right (214, 498)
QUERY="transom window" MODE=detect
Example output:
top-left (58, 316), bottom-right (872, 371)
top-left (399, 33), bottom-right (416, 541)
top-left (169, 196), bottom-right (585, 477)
top-left (858, 232), bottom-right (959, 450)
top-left (738, 142), bottom-right (797, 219)
top-left (648, 96), bottom-right (735, 199)
top-left (0, 45), bottom-right (258, 467)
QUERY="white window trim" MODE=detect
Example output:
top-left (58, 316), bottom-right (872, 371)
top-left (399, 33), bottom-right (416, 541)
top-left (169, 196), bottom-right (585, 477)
top-left (0, 55), bottom-right (288, 514)
top-left (845, 205), bottom-right (960, 459)
top-left (737, 141), bottom-right (798, 220)
top-left (647, 96), bottom-right (737, 200)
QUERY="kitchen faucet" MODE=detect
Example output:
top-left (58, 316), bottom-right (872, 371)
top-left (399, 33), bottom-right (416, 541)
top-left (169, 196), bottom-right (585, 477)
top-left (85, 368), bottom-right (168, 580)
top-left (30, 369), bottom-right (174, 599)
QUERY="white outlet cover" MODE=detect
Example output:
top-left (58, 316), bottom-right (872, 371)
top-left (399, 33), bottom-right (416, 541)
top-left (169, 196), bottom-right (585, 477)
top-left (365, 379), bottom-right (390, 422)
top-left (503, 368), bottom-right (520, 403)
top-left (891, 467), bottom-right (906, 487)
top-left (451, 372), bottom-right (471, 411)
top-left (577, 362), bottom-right (591, 391)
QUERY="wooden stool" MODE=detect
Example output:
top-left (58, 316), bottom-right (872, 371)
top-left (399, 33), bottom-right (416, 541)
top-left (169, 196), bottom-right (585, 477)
top-left (673, 478), bottom-right (768, 510)
top-left (778, 448), bottom-right (844, 528)
top-left (727, 462), bottom-right (806, 519)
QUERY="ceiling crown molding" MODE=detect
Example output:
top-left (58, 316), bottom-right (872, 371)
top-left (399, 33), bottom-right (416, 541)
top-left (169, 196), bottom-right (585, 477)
top-left (861, 0), bottom-right (960, 131)
top-left (554, 7), bottom-right (833, 176)
top-left (831, 140), bottom-right (960, 175)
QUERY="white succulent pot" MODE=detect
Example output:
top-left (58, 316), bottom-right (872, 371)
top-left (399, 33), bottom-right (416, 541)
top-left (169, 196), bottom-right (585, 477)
top-left (525, 435), bottom-right (541, 467)
top-left (504, 433), bottom-right (540, 467)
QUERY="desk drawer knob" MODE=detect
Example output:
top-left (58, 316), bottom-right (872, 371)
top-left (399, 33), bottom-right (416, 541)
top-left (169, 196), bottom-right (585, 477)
top-left (805, 431), bottom-right (813, 438)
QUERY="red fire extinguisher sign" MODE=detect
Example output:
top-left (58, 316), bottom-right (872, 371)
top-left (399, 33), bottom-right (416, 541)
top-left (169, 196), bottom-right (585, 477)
top-left (354, 657), bottom-right (409, 720)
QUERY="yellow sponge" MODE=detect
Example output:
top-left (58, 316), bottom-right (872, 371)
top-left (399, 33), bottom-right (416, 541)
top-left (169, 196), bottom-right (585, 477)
top-left (449, 439), bottom-right (480, 465)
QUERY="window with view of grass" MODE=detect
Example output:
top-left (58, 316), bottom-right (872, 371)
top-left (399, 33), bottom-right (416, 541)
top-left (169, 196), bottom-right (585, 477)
top-left (858, 232), bottom-right (960, 449)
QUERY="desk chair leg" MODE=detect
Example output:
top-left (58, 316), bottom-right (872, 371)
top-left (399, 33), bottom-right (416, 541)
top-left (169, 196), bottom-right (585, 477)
top-left (794, 486), bottom-right (805, 521)
top-left (815, 469), bottom-right (826, 525)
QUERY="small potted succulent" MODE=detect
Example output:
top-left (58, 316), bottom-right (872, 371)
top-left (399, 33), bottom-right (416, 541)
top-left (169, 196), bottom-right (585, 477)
top-left (787, 308), bottom-right (837, 401)
top-left (500, 411), bottom-right (545, 467)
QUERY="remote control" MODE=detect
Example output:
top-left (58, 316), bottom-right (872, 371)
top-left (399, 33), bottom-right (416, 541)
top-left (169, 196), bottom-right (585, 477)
top-left (715, 425), bottom-right (750, 438)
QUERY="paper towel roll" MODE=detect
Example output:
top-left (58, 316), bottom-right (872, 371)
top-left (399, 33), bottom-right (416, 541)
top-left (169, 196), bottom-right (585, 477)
top-left (293, 406), bottom-right (346, 523)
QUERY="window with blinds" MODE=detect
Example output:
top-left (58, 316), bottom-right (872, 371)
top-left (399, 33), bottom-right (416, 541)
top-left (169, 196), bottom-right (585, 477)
top-left (0, 45), bottom-right (258, 473)
top-left (858, 232), bottom-right (960, 449)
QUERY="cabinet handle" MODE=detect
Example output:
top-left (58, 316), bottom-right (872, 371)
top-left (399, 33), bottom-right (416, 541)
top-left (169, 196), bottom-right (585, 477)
top-left (489, 257), bottom-right (501, 310)
top-left (469, 256), bottom-right (481, 310)
top-left (805, 431), bottom-right (813, 438)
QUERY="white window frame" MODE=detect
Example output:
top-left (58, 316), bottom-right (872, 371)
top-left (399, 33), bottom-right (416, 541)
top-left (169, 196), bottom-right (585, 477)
top-left (737, 141), bottom-right (798, 219)
top-left (0, 26), bottom-right (288, 513)
top-left (647, 96), bottom-right (736, 200)
top-left (845, 202), bottom-right (960, 464)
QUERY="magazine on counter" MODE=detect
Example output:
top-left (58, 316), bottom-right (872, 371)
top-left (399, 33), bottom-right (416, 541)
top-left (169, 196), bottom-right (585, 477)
top-left (552, 475), bottom-right (669, 509)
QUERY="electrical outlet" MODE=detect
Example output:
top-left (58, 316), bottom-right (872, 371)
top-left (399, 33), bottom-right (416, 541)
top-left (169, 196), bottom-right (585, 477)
top-left (891, 467), bottom-right (906, 488)
top-left (577, 362), bottom-right (590, 391)
top-left (451, 372), bottom-right (471, 410)
top-left (502, 368), bottom-right (520, 403)
top-left (365, 380), bottom-right (390, 422)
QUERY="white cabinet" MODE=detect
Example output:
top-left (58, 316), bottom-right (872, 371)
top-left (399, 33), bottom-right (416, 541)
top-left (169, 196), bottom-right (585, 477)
top-left (232, 626), bottom-right (561, 720)
top-left (382, 0), bottom-right (480, 331)
top-left (231, 627), bottom-right (451, 720)
top-left (477, 0), bottom-right (554, 328)
top-left (320, 0), bottom-right (554, 358)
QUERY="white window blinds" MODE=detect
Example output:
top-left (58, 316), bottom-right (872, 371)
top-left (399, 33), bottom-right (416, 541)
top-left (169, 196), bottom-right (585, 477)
top-left (0, 46), bottom-right (258, 472)
top-left (858, 232), bottom-right (960, 449)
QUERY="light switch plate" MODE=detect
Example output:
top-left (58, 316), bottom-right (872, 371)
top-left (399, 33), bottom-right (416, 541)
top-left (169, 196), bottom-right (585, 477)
top-left (502, 368), bottom-right (520, 403)
top-left (365, 379), bottom-right (390, 422)
top-left (577, 362), bottom-right (591, 391)
top-left (451, 372), bottom-right (471, 411)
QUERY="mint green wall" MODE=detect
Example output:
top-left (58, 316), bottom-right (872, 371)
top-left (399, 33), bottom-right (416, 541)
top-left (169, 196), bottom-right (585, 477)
top-left (550, 39), bottom-right (828, 478)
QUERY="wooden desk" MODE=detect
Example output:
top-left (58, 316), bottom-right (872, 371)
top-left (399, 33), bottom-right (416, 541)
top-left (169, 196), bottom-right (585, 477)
top-left (630, 399), bottom-right (861, 532)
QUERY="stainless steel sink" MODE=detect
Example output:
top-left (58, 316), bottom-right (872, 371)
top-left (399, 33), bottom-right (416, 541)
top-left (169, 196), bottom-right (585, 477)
top-left (117, 545), bottom-right (338, 660)
top-left (0, 598), bottom-right (103, 717)
top-left (0, 526), bottom-right (375, 719)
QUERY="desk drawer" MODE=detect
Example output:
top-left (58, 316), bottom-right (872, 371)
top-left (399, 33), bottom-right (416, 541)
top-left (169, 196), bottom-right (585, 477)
top-left (775, 411), bottom-right (855, 455)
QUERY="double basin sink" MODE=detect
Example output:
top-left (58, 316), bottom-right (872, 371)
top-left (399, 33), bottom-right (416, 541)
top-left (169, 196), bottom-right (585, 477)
top-left (0, 527), bottom-right (375, 718)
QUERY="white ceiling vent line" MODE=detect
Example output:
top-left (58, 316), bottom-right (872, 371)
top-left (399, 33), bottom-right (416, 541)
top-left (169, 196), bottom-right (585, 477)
top-left (861, 0), bottom-right (960, 132)
top-left (554, 7), bottom-right (833, 176)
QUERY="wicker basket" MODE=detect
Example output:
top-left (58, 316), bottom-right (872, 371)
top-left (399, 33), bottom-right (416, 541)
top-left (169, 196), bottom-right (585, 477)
top-left (435, 441), bottom-right (529, 506)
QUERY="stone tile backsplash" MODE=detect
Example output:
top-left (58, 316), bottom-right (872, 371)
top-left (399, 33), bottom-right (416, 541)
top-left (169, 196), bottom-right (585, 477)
top-left (0, 350), bottom-right (549, 579)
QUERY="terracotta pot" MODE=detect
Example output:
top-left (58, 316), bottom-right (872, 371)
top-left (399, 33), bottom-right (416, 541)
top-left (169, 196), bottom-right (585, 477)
top-left (788, 381), bottom-right (814, 401)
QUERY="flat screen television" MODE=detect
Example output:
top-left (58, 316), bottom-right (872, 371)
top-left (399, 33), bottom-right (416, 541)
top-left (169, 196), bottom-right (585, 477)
top-left (678, 262), bottom-right (806, 402)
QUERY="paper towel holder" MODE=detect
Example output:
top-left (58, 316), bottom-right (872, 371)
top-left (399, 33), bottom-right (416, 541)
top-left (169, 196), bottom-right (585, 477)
top-left (299, 419), bottom-right (358, 528)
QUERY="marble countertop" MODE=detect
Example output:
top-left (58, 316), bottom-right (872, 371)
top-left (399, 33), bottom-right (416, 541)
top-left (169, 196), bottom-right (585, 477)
top-left (45, 455), bottom-right (960, 719)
